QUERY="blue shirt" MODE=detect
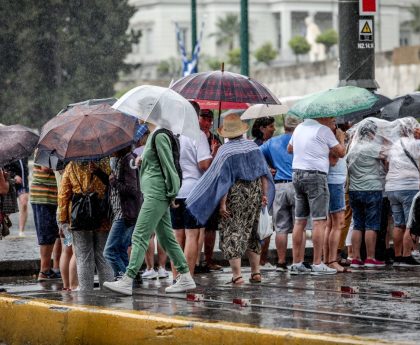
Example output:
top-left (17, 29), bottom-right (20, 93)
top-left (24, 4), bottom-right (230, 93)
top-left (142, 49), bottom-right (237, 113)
top-left (260, 133), bottom-right (293, 181)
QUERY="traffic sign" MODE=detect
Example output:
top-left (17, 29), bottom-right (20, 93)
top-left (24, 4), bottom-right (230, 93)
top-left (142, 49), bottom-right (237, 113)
top-left (359, 0), bottom-right (377, 15)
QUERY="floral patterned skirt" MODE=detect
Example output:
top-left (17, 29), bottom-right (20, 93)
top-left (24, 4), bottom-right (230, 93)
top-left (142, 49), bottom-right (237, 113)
top-left (219, 179), bottom-right (262, 260)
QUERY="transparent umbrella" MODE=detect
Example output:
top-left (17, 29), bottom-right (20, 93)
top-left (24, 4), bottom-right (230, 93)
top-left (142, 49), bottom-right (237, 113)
top-left (112, 85), bottom-right (200, 141)
top-left (240, 104), bottom-right (289, 120)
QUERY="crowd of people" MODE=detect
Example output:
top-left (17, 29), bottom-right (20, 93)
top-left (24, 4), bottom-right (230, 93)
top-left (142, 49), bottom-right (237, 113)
top-left (2, 104), bottom-right (420, 295)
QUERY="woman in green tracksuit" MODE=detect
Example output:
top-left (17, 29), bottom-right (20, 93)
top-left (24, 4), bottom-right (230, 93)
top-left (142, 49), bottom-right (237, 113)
top-left (104, 126), bottom-right (196, 295)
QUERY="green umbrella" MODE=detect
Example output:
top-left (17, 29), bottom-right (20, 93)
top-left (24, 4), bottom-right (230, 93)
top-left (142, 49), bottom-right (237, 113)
top-left (288, 86), bottom-right (378, 119)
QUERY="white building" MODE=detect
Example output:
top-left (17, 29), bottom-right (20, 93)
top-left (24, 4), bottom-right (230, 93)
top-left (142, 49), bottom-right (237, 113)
top-left (125, 0), bottom-right (420, 79)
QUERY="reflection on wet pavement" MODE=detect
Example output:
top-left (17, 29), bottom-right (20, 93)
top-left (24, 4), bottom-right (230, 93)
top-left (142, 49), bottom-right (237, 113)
top-left (1, 267), bottom-right (420, 343)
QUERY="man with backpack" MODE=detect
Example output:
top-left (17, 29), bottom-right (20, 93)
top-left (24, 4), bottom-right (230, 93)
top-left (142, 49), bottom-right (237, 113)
top-left (104, 123), bottom-right (196, 295)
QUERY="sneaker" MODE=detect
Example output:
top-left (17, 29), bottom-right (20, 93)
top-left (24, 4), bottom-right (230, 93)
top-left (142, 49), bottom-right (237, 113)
top-left (157, 266), bottom-right (169, 279)
top-left (18, 231), bottom-right (25, 237)
top-left (260, 263), bottom-right (276, 271)
top-left (364, 258), bottom-right (385, 268)
top-left (103, 275), bottom-right (133, 296)
top-left (165, 272), bottom-right (196, 293)
top-left (276, 262), bottom-right (288, 272)
top-left (350, 259), bottom-right (364, 268)
top-left (310, 262), bottom-right (337, 275)
top-left (37, 270), bottom-right (62, 282)
top-left (399, 256), bottom-right (420, 267)
top-left (393, 256), bottom-right (402, 267)
top-left (141, 268), bottom-right (158, 280)
top-left (289, 262), bottom-right (311, 275)
top-left (411, 250), bottom-right (420, 262)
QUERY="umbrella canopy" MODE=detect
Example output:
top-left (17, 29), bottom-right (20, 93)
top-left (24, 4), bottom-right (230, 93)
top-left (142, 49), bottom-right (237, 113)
top-left (0, 125), bottom-right (39, 167)
top-left (288, 86), bottom-right (378, 119)
top-left (170, 70), bottom-right (280, 105)
top-left (240, 104), bottom-right (289, 120)
top-left (195, 99), bottom-right (249, 110)
top-left (337, 94), bottom-right (392, 124)
top-left (38, 104), bottom-right (138, 161)
top-left (112, 85), bottom-right (200, 141)
top-left (381, 92), bottom-right (420, 121)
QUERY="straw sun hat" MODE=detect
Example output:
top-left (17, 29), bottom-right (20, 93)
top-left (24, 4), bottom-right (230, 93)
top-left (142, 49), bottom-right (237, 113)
top-left (217, 114), bottom-right (249, 138)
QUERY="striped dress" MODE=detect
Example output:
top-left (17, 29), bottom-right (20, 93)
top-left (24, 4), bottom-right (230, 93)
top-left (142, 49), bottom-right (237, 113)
top-left (30, 165), bottom-right (58, 205)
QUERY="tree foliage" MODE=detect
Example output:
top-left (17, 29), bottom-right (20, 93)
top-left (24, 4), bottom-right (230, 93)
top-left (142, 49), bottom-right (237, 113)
top-left (254, 42), bottom-right (278, 66)
top-left (227, 48), bottom-right (241, 69)
top-left (288, 36), bottom-right (311, 62)
top-left (205, 56), bottom-right (223, 71)
top-left (408, 4), bottom-right (420, 33)
top-left (316, 29), bottom-right (338, 56)
top-left (209, 14), bottom-right (240, 50)
top-left (0, 1), bottom-right (139, 128)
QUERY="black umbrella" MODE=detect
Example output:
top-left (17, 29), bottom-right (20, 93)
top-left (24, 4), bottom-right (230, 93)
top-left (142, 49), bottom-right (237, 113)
top-left (381, 92), bottom-right (420, 121)
top-left (337, 94), bottom-right (392, 124)
top-left (0, 125), bottom-right (39, 167)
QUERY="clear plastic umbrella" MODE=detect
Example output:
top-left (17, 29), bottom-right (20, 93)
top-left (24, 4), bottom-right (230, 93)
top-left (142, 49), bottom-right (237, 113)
top-left (240, 104), bottom-right (289, 120)
top-left (112, 85), bottom-right (200, 141)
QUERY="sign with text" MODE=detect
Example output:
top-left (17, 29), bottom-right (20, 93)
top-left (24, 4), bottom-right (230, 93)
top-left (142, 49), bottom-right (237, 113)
top-left (359, 0), bottom-right (377, 15)
top-left (358, 19), bottom-right (374, 49)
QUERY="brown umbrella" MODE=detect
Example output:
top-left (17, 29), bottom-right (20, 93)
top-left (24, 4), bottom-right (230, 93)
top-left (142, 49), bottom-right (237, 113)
top-left (38, 103), bottom-right (138, 161)
top-left (0, 125), bottom-right (39, 167)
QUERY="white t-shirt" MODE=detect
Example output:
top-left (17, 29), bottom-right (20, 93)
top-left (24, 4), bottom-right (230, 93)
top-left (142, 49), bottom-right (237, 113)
top-left (385, 137), bottom-right (420, 191)
top-left (177, 131), bottom-right (212, 198)
top-left (289, 119), bottom-right (339, 174)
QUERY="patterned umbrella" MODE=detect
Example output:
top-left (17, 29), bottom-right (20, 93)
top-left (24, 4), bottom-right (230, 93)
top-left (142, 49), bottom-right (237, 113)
top-left (37, 104), bottom-right (138, 161)
top-left (0, 125), bottom-right (39, 167)
top-left (381, 92), bottom-right (420, 121)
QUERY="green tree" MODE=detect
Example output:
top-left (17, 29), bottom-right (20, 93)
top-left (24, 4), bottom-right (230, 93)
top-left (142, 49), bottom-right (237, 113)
top-left (316, 29), bottom-right (338, 57)
top-left (227, 48), bottom-right (241, 69)
top-left (408, 4), bottom-right (420, 33)
top-left (254, 42), bottom-right (278, 66)
top-left (205, 56), bottom-right (223, 71)
top-left (0, 1), bottom-right (139, 128)
top-left (209, 14), bottom-right (240, 50)
top-left (288, 36), bottom-right (311, 63)
top-left (156, 58), bottom-right (182, 78)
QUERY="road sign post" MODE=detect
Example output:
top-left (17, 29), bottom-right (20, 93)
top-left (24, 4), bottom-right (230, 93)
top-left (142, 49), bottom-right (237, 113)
top-left (338, 0), bottom-right (379, 90)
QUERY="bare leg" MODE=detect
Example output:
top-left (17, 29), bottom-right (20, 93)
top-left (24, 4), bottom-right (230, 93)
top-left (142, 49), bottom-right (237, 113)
top-left (247, 250), bottom-right (261, 276)
top-left (157, 240), bottom-right (167, 268)
top-left (52, 238), bottom-right (61, 271)
top-left (312, 219), bottom-right (327, 265)
top-left (259, 236), bottom-right (271, 265)
top-left (275, 233), bottom-right (288, 264)
top-left (292, 219), bottom-right (307, 263)
top-left (69, 253), bottom-right (78, 290)
top-left (172, 230), bottom-right (185, 278)
top-left (39, 244), bottom-right (54, 273)
top-left (204, 230), bottom-right (216, 264)
top-left (60, 239), bottom-right (72, 288)
top-left (403, 229), bottom-right (415, 257)
top-left (323, 217), bottom-right (332, 264)
top-left (195, 228), bottom-right (205, 265)
top-left (229, 257), bottom-right (244, 283)
top-left (184, 229), bottom-right (200, 276)
top-left (351, 230), bottom-right (363, 260)
top-left (18, 193), bottom-right (28, 234)
top-left (393, 227), bottom-right (405, 257)
top-left (365, 230), bottom-right (377, 259)
top-left (328, 211), bottom-right (345, 271)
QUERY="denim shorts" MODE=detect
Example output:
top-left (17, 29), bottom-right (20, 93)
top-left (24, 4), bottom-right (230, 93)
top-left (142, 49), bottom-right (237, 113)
top-left (328, 183), bottom-right (345, 214)
top-left (170, 198), bottom-right (204, 229)
top-left (349, 191), bottom-right (382, 231)
top-left (293, 170), bottom-right (329, 221)
top-left (32, 203), bottom-right (59, 245)
top-left (387, 190), bottom-right (418, 227)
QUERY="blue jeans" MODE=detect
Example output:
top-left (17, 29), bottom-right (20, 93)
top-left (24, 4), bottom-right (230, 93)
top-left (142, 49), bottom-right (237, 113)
top-left (349, 191), bottom-right (382, 231)
top-left (103, 218), bottom-right (134, 276)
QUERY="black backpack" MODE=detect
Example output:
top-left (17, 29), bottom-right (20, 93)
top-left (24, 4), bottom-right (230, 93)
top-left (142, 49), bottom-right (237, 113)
top-left (410, 192), bottom-right (420, 237)
top-left (151, 128), bottom-right (183, 188)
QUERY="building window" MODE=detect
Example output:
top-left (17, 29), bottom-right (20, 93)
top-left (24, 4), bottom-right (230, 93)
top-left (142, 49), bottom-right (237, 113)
top-left (145, 27), bottom-right (153, 54)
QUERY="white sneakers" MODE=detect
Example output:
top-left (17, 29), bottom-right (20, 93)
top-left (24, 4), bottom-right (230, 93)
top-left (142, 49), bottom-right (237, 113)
top-left (103, 275), bottom-right (133, 296)
top-left (142, 268), bottom-right (158, 280)
top-left (165, 272), bottom-right (196, 293)
top-left (260, 263), bottom-right (276, 271)
top-left (157, 267), bottom-right (169, 278)
top-left (289, 262), bottom-right (311, 275)
top-left (310, 262), bottom-right (337, 275)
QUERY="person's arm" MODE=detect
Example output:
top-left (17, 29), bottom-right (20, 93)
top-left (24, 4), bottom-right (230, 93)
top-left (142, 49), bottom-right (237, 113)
top-left (155, 133), bottom-right (181, 199)
top-left (219, 194), bottom-right (230, 219)
top-left (329, 128), bottom-right (346, 158)
top-left (57, 166), bottom-right (73, 224)
top-left (198, 158), bottom-right (212, 171)
top-left (261, 176), bottom-right (268, 206)
top-left (89, 162), bottom-right (110, 186)
top-left (287, 135), bottom-right (294, 153)
top-left (0, 169), bottom-right (9, 195)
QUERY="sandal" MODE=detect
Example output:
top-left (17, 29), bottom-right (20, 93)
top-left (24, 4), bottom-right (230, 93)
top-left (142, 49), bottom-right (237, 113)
top-left (249, 272), bottom-right (262, 283)
top-left (326, 261), bottom-right (351, 273)
top-left (227, 276), bottom-right (244, 285)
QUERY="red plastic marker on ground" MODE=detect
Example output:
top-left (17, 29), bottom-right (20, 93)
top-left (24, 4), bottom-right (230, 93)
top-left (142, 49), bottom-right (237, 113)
top-left (341, 286), bottom-right (359, 294)
top-left (233, 298), bottom-right (250, 307)
top-left (186, 293), bottom-right (204, 302)
top-left (391, 291), bottom-right (410, 298)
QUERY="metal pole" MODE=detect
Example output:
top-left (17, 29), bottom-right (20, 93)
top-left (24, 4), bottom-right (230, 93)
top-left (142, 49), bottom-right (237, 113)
top-left (240, 0), bottom-right (249, 76)
top-left (338, 0), bottom-right (379, 90)
top-left (191, 0), bottom-right (197, 55)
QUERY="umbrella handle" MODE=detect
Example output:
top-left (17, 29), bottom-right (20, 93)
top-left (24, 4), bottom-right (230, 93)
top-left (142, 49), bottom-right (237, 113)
top-left (129, 159), bottom-right (138, 170)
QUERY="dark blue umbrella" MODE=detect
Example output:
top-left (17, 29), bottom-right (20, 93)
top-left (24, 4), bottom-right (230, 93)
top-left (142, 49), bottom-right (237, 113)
top-left (381, 92), bottom-right (420, 121)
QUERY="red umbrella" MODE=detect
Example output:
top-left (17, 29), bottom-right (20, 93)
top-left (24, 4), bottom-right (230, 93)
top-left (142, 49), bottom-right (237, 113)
top-left (38, 104), bottom-right (138, 161)
top-left (171, 65), bottom-right (280, 126)
top-left (195, 100), bottom-right (249, 110)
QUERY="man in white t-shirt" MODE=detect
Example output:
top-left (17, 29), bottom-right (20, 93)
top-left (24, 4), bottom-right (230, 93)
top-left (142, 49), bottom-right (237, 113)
top-left (170, 131), bottom-right (212, 277)
top-left (287, 117), bottom-right (345, 275)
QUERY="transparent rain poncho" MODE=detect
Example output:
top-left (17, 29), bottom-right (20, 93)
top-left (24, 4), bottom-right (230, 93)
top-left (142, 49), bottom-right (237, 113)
top-left (346, 117), bottom-right (420, 192)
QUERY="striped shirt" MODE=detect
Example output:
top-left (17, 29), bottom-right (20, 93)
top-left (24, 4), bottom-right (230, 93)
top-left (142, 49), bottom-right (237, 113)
top-left (30, 164), bottom-right (58, 205)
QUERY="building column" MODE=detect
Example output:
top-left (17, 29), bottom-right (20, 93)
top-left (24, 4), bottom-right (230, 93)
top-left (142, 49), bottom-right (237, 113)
top-left (281, 10), bottom-right (292, 61)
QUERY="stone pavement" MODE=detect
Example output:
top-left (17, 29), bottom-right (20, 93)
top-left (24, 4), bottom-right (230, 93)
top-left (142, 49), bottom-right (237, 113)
top-left (1, 266), bottom-right (420, 344)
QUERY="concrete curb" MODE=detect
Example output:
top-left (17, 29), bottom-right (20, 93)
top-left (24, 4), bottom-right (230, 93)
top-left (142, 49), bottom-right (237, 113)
top-left (0, 294), bottom-right (398, 345)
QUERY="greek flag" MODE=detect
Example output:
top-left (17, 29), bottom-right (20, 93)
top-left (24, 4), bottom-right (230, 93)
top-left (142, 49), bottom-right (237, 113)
top-left (175, 21), bottom-right (205, 77)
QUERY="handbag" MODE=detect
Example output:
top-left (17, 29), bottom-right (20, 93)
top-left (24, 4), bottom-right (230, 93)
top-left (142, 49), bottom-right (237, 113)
top-left (70, 167), bottom-right (103, 231)
top-left (257, 207), bottom-right (273, 240)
